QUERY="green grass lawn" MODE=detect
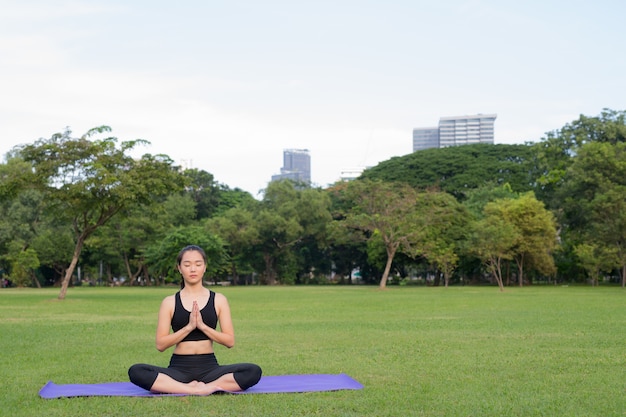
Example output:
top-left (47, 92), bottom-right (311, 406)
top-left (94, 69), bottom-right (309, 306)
top-left (0, 285), bottom-right (624, 417)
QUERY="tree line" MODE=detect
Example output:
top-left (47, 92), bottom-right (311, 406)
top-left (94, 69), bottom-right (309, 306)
top-left (1, 109), bottom-right (625, 298)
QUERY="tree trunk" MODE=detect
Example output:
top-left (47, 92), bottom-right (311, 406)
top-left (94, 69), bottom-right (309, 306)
top-left (230, 261), bottom-right (239, 286)
top-left (379, 245), bottom-right (397, 289)
top-left (433, 269), bottom-right (441, 287)
top-left (490, 256), bottom-right (505, 292)
top-left (123, 253), bottom-right (132, 284)
top-left (58, 236), bottom-right (85, 300)
top-left (263, 252), bottom-right (276, 285)
top-left (516, 253), bottom-right (525, 287)
top-left (31, 274), bottom-right (41, 288)
top-left (106, 263), bottom-right (113, 286)
top-left (142, 264), bottom-right (151, 286)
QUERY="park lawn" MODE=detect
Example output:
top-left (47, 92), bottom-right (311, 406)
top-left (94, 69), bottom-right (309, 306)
top-left (0, 285), bottom-right (624, 417)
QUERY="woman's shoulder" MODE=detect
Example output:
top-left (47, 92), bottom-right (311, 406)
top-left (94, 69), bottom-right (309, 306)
top-left (160, 293), bottom-right (177, 308)
top-left (213, 291), bottom-right (230, 307)
top-left (212, 290), bottom-right (226, 300)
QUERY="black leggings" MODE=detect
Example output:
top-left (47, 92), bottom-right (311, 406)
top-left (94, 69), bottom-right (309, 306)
top-left (128, 353), bottom-right (262, 391)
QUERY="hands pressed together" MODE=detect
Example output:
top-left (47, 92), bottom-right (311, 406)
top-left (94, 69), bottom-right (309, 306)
top-left (186, 300), bottom-right (207, 333)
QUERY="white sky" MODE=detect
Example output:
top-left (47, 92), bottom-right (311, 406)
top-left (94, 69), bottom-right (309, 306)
top-left (1, 0), bottom-right (624, 196)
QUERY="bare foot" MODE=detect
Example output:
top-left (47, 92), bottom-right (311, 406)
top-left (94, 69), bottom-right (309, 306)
top-left (195, 382), bottom-right (223, 395)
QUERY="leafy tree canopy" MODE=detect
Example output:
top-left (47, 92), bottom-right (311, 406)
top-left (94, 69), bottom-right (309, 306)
top-left (144, 225), bottom-right (228, 284)
top-left (9, 126), bottom-right (186, 298)
top-left (360, 143), bottom-right (535, 200)
top-left (532, 108), bottom-right (626, 206)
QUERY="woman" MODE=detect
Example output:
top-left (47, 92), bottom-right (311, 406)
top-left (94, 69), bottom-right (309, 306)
top-left (128, 245), bottom-right (262, 395)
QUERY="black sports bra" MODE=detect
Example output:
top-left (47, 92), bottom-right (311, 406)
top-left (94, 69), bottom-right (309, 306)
top-left (171, 291), bottom-right (218, 342)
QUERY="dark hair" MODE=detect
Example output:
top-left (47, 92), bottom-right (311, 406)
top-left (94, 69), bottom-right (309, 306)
top-left (177, 245), bottom-right (207, 289)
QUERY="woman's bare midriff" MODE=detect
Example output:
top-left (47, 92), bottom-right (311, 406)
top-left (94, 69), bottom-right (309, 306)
top-left (173, 339), bottom-right (214, 355)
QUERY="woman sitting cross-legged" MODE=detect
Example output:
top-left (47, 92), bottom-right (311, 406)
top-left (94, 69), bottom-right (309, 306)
top-left (128, 245), bottom-right (262, 395)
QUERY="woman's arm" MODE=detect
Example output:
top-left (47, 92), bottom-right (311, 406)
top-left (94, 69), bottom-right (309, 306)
top-left (155, 295), bottom-right (194, 352)
top-left (196, 293), bottom-right (235, 348)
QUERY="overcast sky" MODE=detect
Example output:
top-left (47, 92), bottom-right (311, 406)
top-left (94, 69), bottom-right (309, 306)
top-left (1, 0), bottom-right (624, 196)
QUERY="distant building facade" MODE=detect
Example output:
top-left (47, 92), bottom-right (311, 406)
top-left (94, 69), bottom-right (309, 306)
top-left (412, 113), bottom-right (497, 151)
top-left (271, 148), bottom-right (311, 184)
top-left (412, 127), bottom-right (440, 151)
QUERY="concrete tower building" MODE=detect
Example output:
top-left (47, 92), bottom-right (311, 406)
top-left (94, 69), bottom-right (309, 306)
top-left (271, 148), bottom-right (311, 184)
top-left (412, 127), bottom-right (440, 151)
top-left (438, 114), bottom-right (497, 148)
top-left (412, 113), bottom-right (497, 151)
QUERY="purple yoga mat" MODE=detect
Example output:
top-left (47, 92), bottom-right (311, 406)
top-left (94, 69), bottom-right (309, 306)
top-left (39, 374), bottom-right (363, 398)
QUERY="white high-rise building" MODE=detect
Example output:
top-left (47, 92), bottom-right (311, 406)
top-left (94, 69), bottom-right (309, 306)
top-left (412, 114), bottom-right (497, 151)
top-left (439, 114), bottom-right (497, 148)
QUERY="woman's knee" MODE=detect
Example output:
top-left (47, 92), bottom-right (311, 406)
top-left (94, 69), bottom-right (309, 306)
top-left (234, 363), bottom-right (262, 390)
top-left (128, 363), bottom-right (158, 391)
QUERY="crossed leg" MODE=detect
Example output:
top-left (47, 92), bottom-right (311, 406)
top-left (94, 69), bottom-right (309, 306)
top-left (129, 360), bottom-right (261, 395)
top-left (151, 372), bottom-right (241, 395)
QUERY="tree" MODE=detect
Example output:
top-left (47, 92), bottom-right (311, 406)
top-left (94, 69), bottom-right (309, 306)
top-left (490, 193), bottom-right (558, 285)
top-left (213, 184), bottom-right (256, 216)
top-left (13, 126), bottom-right (185, 299)
top-left (0, 156), bottom-right (38, 200)
top-left (574, 243), bottom-right (618, 286)
top-left (468, 212), bottom-right (519, 291)
top-left (206, 207), bottom-right (260, 284)
top-left (0, 157), bottom-right (49, 284)
top-left (532, 108), bottom-right (626, 209)
top-left (559, 141), bottom-right (626, 286)
top-left (31, 223), bottom-right (75, 284)
top-left (462, 183), bottom-right (518, 218)
top-left (326, 181), bottom-right (371, 284)
top-left (338, 179), bottom-right (425, 289)
top-left (528, 109), bottom-right (626, 283)
top-left (360, 143), bottom-right (536, 200)
top-left (161, 194), bottom-right (198, 226)
top-left (415, 191), bottom-right (469, 287)
top-left (0, 188), bottom-right (44, 284)
top-left (88, 198), bottom-right (181, 286)
top-left (144, 225), bottom-right (228, 285)
top-left (182, 169), bottom-right (219, 220)
top-left (251, 180), bottom-right (331, 284)
top-left (4, 242), bottom-right (40, 287)
top-left (589, 188), bottom-right (626, 287)
top-left (180, 168), bottom-right (256, 220)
